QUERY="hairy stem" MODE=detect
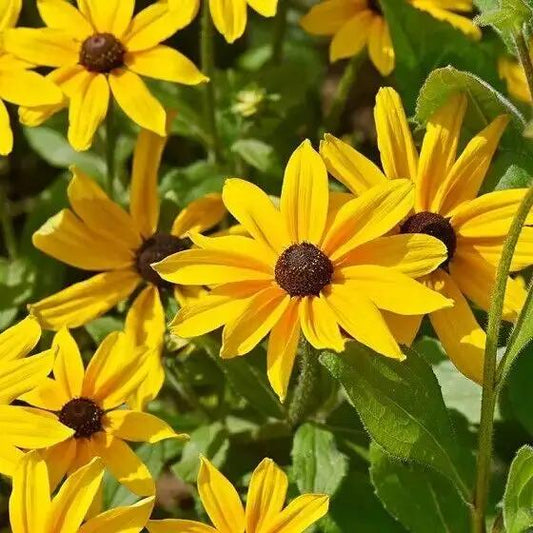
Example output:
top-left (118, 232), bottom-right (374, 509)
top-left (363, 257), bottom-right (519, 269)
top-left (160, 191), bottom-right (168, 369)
top-left (472, 184), bottom-right (533, 532)
top-left (271, 0), bottom-right (288, 64)
top-left (514, 29), bottom-right (533, 101)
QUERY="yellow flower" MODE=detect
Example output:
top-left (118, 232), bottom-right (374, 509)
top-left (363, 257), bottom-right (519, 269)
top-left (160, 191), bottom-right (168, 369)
top-left (499, 54), bottom-right (531, 102)
top-left (0, 316), bottom-right (74, 477)
top-left (3, 0), bottom-right (207, 151)
top-left (168, 0), bottom-right (278, 43)
top-left (147, 456), bottom-right (329, 533)
top-left (153, 140), bottom-right (452, 400)
top-left (29, 125), bottom-right (226, 408)
top-left (319, 87), bottom-right (533, 383)
top-left (20, 328), bottom-right (187, 496)
top-left (9, 451), bottom-right (154, 533)
top-left (300, 0), bottom-right (481, 75)
top-left (0, 0), bottom-right (63, 155)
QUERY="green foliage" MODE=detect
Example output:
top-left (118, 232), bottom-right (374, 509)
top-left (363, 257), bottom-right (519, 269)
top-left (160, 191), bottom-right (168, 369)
top-left (504, 445), bottom-right (533, 532)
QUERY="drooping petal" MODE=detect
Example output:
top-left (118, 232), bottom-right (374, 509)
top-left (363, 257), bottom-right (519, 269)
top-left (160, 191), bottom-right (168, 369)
top-left (52, 328), bottom-right (84, 399)
top-left (330, 11), bottom-right (373, 62)
top-left (40, 439), bottom-right (77, 491)
top-left (0, 99), bottom-right (13, 155)
top-left (78, 0), bottom-right (134, 36)
top-left (267, 299), bottom-right (300, 402)
top-left (105, 410), bottom-right (184, 443)
top-left (0, 442), bottom-right (23, 477)
top-left (367, 15), bottom-right (394, 76)
top-left (197, 456), bottom-right (246, 533)
top-left (209, 0), bottom-right (248, 43)
top-left (319, 134), bottom-right (387, 196)
top-left (382, 311), bottom-right (423, 346)
top-left (147, 520), bottom-right (217, 533)
top-left (0, 315), bottom-right (40, 362)
top-left (0, 69), bottom-right (63, 107)
top-left (126, 46), bottom-right (207, 84)
top-left (416, 92), bottom-right (467, 212)
top-left (263, 494), bottom-right (329, 533)
top-left (246, 458), bottom-right (288, 533)
top-left (280, 140), bottom-right (330, 244)
top-left (374, 87), bottom-right (418, 180)
top-left (427, 270), bottom-right (485, 383)
top-left (300, 0), bottom-right (363, 36)
top-left (37, 0), bottom-right (93, 36)
top-left (172, 193), bottom-right (226, 237)
top-left (28, 270), bottom-right (140, 330)
top-left (109, 69), bottom-right (166, 136)
top-left (128, 350), bottom-right (165, 411)
top-left (0, 0), bottom-right (21, 31)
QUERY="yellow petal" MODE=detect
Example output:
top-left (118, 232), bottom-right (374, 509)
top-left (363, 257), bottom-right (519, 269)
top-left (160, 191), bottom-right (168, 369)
top-left (319, 134), bottom-right (387, 196)
top-left (105, 410), bottom-right (185, 443)
top-left (109, 69), bottom-right (166, 136)
top-left (322, 179), bottom-right (414, 261)
top-left (299, 295), bottom-right (345, 352)
top-left (280, 140), bottom-right (329, 244)
top-left (0, 442), bottom-right (23, 477)
top-left (367, 15), bottom-right (394, 76)
top-left (28, 270), bottom-right (140, 330)
top-left (52, 328), bottom-right (84, 399)
top-left (339, 233), bottom-right (447, 278)
top-left (0, 69), bottom-right (63, 107)
top-left (37, 0), bottom-right (93, 36)
top-left (221, 286), bottom-right (289, 358)
top-left (223, 178), bottom-right (290, 256)
top-left (0, 99), bottom-right (13, 155)
top-left (381, 311), bottom-right (423, 346)
top-left (128, 351), bottom-right (165, 411)
top-left (267, 299), bottom-right (300, 402)
top-left (499, 56), bottom-right (530, 102)
top-left (374, 87), bottom-right (418, 180)
top-left (80, 496), bottom-right (155, 533)
top-left (300, 0), bottom-right (363, 36)
top-left (19, 377), bottom-right (69, 411)
top-left (0, 0), bottom-right (21, 31)
top-left (330, 11), bottom-right (373, 62)
top-left (263, 494), bottom-right (329, 533)
top-left (209, 0), bottom-right (248, 43)
top-left (416, 92), bottom-right (467, 212)
top-left (247, 0), bottom-right (277, 16)
top-left (68, 73), bottom-right (109, 152)
top-left (126, 46), bottom-right (207, 84)
top-left (40, 439), bottom-right (77, 491)
top-left (323, 283), bottom-right (404, 359)
top-left (427, 270), bottom-right (485, 383)
top-left (125, 285), bottom-right (165, 350)
top-left (48, 457), bottom-right (105, 533)
top-left (0, 315), bottom-right (41, 362)
top-left (172, 193), bottom-right (226, 237)
top-left (434, 115), bottom-right (510, 216)
top-left (246, 458), bottom-right (288, 533)
top-left (9, 451), bottom-right (51, 533)
top-left (78, 0), bottom-right (134, 36)
top-left (147, 520), bottom-right (217, 533)
top-left (198, 456), bottom-right (245, 533)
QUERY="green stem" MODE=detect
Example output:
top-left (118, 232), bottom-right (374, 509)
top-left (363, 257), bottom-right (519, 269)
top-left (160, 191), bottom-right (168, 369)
top-left (271, 0), bottom-right (288, 65)
top-left (200, 4), bottom-right (222, 164)
top-left (0, 181), bottom-right (17, 259)
top-left (105, 100), bottom-right (115, 199)
top-left (325, 53), bottom-right (363, 134)
top-left (288, 338), bottom-right (320, 427)
top-left (472, 183), bottom-right (533, 533)
top-left (514, 29), bottom-right (533, 101)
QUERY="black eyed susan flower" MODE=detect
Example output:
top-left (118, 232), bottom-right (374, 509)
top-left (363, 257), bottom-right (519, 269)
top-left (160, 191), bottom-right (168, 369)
top-left (29, 125), bottom-right (226, 408)
top-left (3, 0), bottom-right (206, 151)
top-left (20, 328), bottom-right (187, 496)
top-left (153, 141), bottom-right (452, 400)
top-left (168, 0), bottom-right (278, 44)
top-left (9, 451), bottom-right (154, 533)
top-left (0, 316), bottom-right (74, 476)
top-left (300, 0), bottom-right (481, 76)
top-left (147, 456), bottom-right (329, 533)
top-left (320, 87), bottom-right (533, 384)
top-left (0, 0), bottom-right (63, 155)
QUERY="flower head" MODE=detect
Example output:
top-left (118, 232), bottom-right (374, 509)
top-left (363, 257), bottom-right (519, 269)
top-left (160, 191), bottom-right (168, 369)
top-left (0, 316), bottom-right (74, 476)
top-left (9, 451), bottom-right (154, 533)
top-left (300, 0), bottom-right (481, 75)
top-left (20, 328), bottom-right (187, 496)
top-left (0, 0), bottom-right (62, 155)
top-left (153, 140), bottom-right (452, 400)
top-left (320, 87), bottom-right (533, 383)
top-left (147, 456), bottom-right (329, 533)
top-left (29, 125), bottom-right (226, 407)
top-left (4, 0), bottom-right (207, 150)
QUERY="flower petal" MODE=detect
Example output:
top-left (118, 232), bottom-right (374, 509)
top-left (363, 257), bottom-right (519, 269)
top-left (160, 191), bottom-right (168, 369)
top-left (40, 439), bottom-right (77, 491)
top-left (0, 315), bottom-right (40, 362)
top-left (0, 442), bottom-right (23, 477)
top-left (280, 140), bottom-right (329, 244)
top-left (28, 270), bottom-right (140, 330)
top-left (147, 520), bottom-right (218, 533)
top-left (198, 456), bottom-right (245, 533)
top-left (330, 11), bottom-right (373, 62)
top-left (19, 378), bottom-right (69, 411)
top-left (52, 328), bottom-right (84, 399)
top-left (37, 0), bottom-right (93, 36)
top-left (0, 0), bottom-right (21, 31)
top-left (374, 87), bottom-right (418, 180)
top-left (247, 0), bottom-right (277, 16)
top-left (78, 0), bottom-right (134, 36)
top-left (300, 0), bottom-right (362, 36)
top-left (172, 193), bottom-right (226, 237)
top-left (105, 410), bottom-right (184, 443)
top-left (0, 99), bottom-right (13, 155)
top-left (209, 0), bottom-right (248, 43)
top-left (411, 1), bottom-right (481, 38)
top-left (381, 311), bottom-right (423, 346)
top-left (367, 15), bottom-right (394, 76)
top-left (263, 494), bottom-right (329, 533)
top-left (0, 69), bottom-right (63, 107)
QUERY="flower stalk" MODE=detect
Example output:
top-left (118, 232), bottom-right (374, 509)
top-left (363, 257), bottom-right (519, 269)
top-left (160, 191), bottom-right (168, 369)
top-left (472, 183), bottom-right (533, 533)
top-left (514, 28), bottom-right (533, 100)
top-left (271, 0), bottom-right (288, 65)
top-left (0, 181), bottom-right (17, 259)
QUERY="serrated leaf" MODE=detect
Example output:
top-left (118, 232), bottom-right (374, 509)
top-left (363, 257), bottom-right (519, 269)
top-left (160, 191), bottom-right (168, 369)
top-left (320, 343), bottom-right (471, 499)
top-left (504, 445), bottom-right (533, 532)
top-left (370, 443), bottom-right (471, 533)
top-left (291, 423), bottom-right (348, 497)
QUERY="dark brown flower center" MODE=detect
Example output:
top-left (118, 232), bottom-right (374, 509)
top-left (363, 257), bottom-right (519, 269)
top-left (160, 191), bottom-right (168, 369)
top-left (400, 211), bottom-right (457, 268)
top-left (368, 0), bottom-right (383, 15)
top-left (136, 233), bottom-right (191, 287)
top-left (80, 33), bottom-right (125, 73)
top-left (59, 398), bottom-right (103, 439)
top-left (275, 242), bottom-right (334, 297)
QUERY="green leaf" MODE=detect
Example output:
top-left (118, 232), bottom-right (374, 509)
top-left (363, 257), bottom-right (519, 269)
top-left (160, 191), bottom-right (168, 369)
top-left (505, 343), bottom-right (533, 435)
top-left (320, 343), bottom-right (470, 499)
top-left (231, 139), bottom-right (274, 172)
top-left (291, 423), bottom-right (348, 496)
top-left (85, 316), bottom-right (124, 345)
top-left (370, 443), bottom-right (471, 533)
top-left (504, 445), bottom-right (533, 532)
